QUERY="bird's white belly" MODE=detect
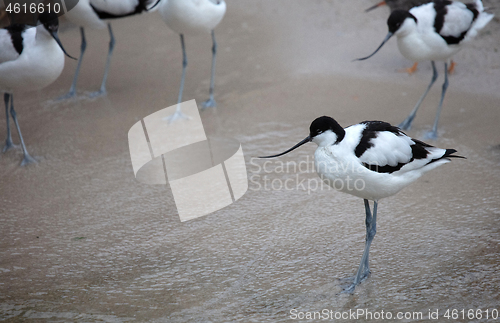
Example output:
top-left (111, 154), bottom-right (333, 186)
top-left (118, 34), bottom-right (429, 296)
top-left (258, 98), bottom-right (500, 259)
top-left (0, 43), bottom-right (64, 92)
top-left (397, 33), bottom-right (461, 62)
top-left (64, 0), bottom-right (107, 29)
top-left (160, 0), bottom-right (226, 35)
top-left (314, 149), bottom-right (418, 201)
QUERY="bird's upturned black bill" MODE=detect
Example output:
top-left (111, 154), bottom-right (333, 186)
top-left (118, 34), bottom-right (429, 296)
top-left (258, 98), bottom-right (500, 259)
top-left (149, 0), bottom-right (162, 11)
top-left (259, 136), bottom-right (311, 158)
top-left (354, 32), bottom-right (393, 61)
top-left (50, 31), bottom-right (77, 60)
top-left (365, 1), bottom-right (387, 12)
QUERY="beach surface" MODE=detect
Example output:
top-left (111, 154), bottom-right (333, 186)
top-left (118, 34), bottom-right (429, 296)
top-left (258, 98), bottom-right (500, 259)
top-left (1, 1), bottom-right (500, 321)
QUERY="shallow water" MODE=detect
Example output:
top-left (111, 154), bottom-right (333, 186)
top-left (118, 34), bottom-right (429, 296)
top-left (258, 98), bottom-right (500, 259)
top-left (1, 0), bottom-right (500, 322)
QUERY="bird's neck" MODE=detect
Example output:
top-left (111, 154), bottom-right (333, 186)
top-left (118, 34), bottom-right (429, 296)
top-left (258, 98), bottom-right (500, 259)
top-left (313, 130), bottom-right (343, 147)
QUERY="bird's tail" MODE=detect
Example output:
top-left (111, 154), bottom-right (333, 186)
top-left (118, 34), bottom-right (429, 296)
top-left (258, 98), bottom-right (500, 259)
top-left (472, 0), bottom-right (496, 12)
top-left (426, 148), bottom-right (465, 167)
top-left (474, 0), bottom-right (485, 12)
top-left (442, 149), bottom-right (466, 160)
top-left (464, 0), bottom-right (494, 42)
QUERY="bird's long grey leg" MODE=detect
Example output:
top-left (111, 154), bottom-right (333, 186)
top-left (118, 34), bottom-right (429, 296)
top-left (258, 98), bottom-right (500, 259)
top-left (9, 95), bottom-right (36, 166)
top-left (178, 33), bottom-right (187, 105)
top-left (425, 62), bottom-right (449, 140)
top-left (90, 23), bottom-right (115, 97)
top-left (398, 61), bottom-right (438, 130)
top-left (58, 27), bottom-right (86, 100)
top-left (201, 30), bottom-right (218, 109)
top-left (343, 199), bottom-right (378, 293)
top-left (363, 199), bottom-right (373, 275)
top-left (3, 93), bottom-right (17, 152)
top-left (356, 200), bottom-right (377, 282)
top-left (165, 34), bottom-right (190, 123)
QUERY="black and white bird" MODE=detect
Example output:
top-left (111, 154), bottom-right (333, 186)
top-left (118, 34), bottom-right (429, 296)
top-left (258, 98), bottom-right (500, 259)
top-left (60, 0), bottom-right (157, 99)
top-left (156, 0), bottom-right (227, 122)
top-left (357, 0), bottom-right (494, 139)
top-left (260, 116), bottom-right (464, 293)
top-left (365, 0), bottom-right (457, 75)
top-left (0, 12), bottom-right (75, 165)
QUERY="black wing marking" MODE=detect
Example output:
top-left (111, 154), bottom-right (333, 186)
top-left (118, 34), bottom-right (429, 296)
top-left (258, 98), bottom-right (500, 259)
top-left (5, 24), bottom-right (27, 56)
top-left (354, 121), bottom-right (404, 158)
top-left (363, 141), bottom-right (464, 174)
top-left (90, 0), bottom-right (152, 20)
top-left (434, 0), bottom-right (478, 45)
top-left (362, 139), bottom-right (431, 173)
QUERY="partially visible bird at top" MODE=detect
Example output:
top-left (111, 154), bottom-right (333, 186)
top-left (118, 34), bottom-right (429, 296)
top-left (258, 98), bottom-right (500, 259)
top-left (0, 12), bottom-right (75, 165)
top-left (365, 0), bottom-right (458, 75)
top-left (156, 0), bottom-right (227, 123)
top-left (356, 0), bottom-right (494, 139)
top-left (366, 0), bottom-right (430, 12)
top-left (59, 0), bottom-right (158, 100)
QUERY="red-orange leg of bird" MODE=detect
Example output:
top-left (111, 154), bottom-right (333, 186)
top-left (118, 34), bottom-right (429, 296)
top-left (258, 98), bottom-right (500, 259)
top-left (448, 60), bottom-right (456, 74)
top-left (398, 62), bottom-right (419, 75)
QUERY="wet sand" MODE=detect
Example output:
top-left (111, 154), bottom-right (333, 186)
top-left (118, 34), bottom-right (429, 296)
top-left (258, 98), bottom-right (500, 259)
top-left (1, 0), bottom-right (500, 322)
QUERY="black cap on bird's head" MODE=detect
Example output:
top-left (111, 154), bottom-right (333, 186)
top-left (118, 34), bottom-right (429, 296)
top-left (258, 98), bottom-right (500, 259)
top-left (38, 12), bottom-right (77, 60)
top-left (38, 12), bottom-right (59, 31)
top-left (354, 10), bottom-right (417, 61)
top-left (259, 116), bottom-right (345, 158)
top-left (387, 10), bottom-right (417, 33)
top-left (308, 116), bottom-right (344, 141)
